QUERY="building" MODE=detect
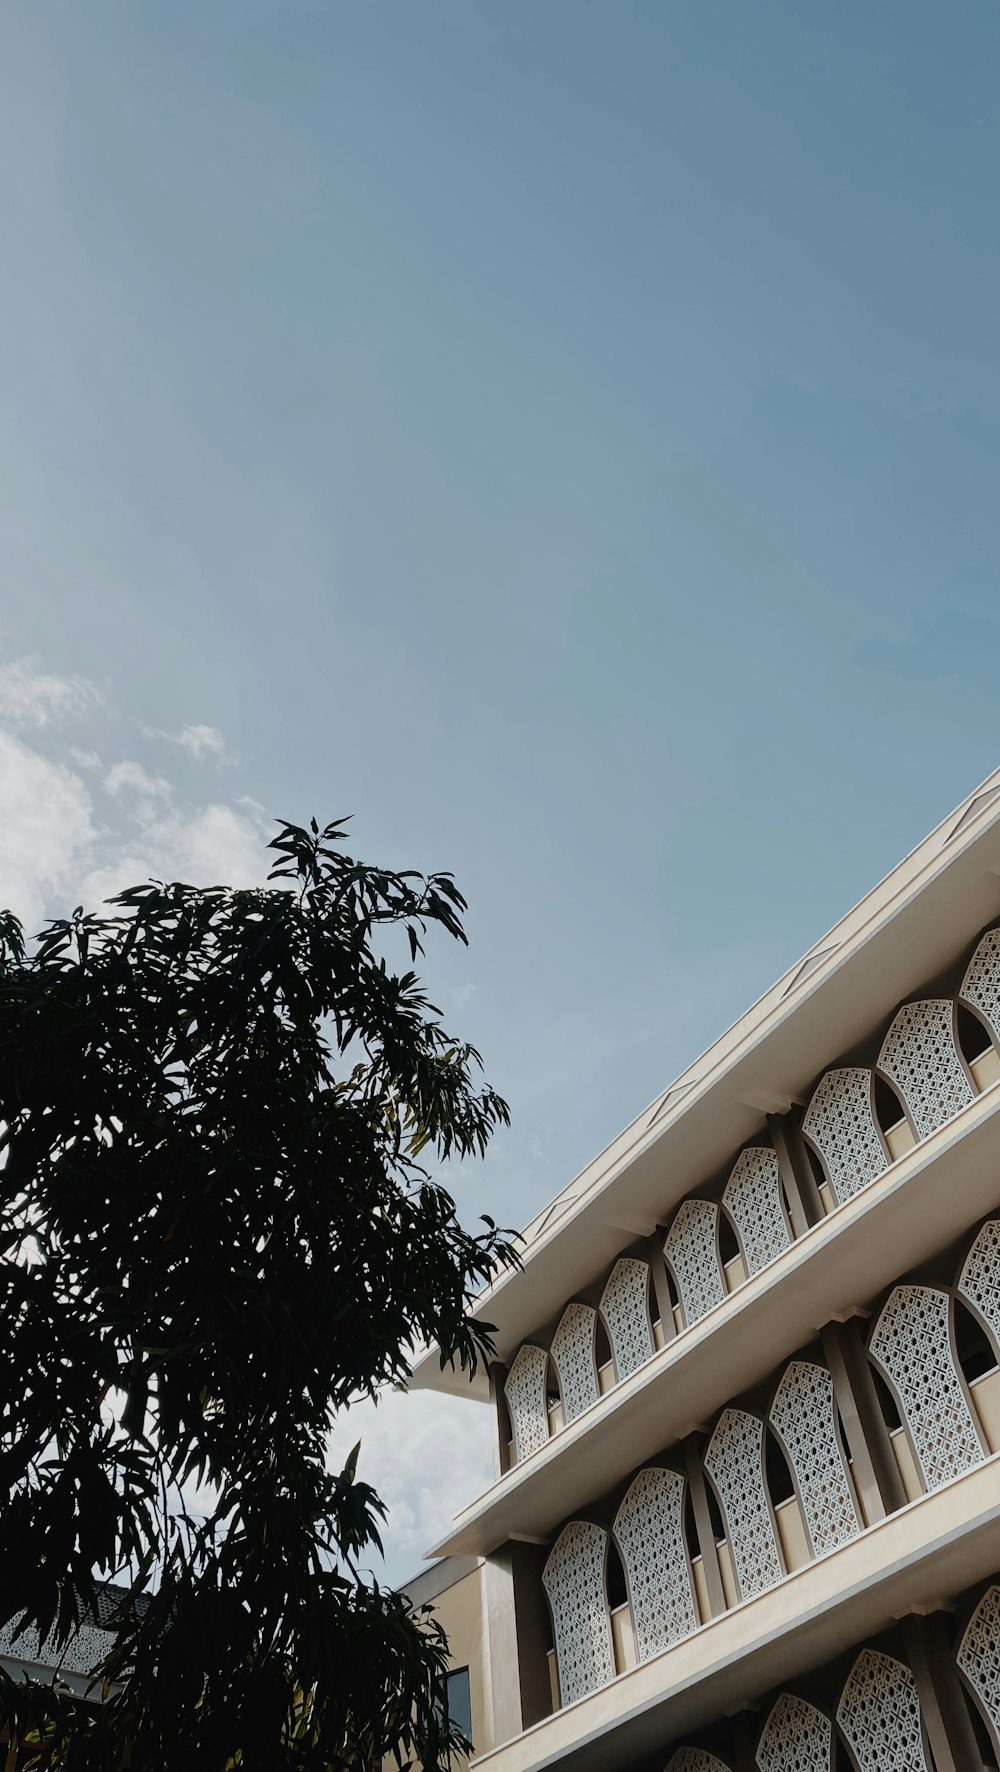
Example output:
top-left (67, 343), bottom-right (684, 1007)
top-left (407, 769), bottom-right (1000, 1772)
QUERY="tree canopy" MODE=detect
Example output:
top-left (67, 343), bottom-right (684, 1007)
top-left (0, 817), bottom-right (515, 1771)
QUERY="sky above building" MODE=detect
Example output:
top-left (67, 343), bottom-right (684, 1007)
top-left (2, 0), bottom-right (1000, 1580)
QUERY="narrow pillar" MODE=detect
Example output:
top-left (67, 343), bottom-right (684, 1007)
top-left (488, 1362), bottom-right (511, 1478)
top-left (819, 1322), bottom-right (890, 1525)
top-left (643, 1231), bottom-right (677, 1346)
top-left (683, 1435), bottom-right (727, 1619)
top-left (822, 1319), bottom-right (907, 1514)
top-left (768, 1111), bottom-right (824, 1232)
top-left (481, 1542), bottom-right (552, 1745)
top-left (903, 1612), bottom-right (986, 1772)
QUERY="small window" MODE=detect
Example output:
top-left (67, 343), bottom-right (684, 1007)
top-left (443, 1667), bottom-right (473, 1747)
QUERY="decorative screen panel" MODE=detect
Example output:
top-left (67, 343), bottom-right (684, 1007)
top-left (663, 1200), bottom-right (726, 1328)
top-left (801, 1068), bottom-right (888, 1205)
top-left (957, 1585), bottom-right (1000, 1751)
top-left (0, 1618), bottom-right (114, 1678)
top-left (542, 1521), bottom-right (614, 1706)
top-left (550, 1304), bottom-right (598, 1424)
top-left (835, 1649), bottom-right (930, 1772)
top-left (957, 1220), bottom-right (1000, 1360)
top-left (756, 1692), bottom-right (833, 1772)
top-left (723, 1148), bottom-right (792, 1276)
top-left (769, 1361), bottom-right (861, 1557)
top-left (703, 1409), bottom-right (783, 1601)
top-left (868, 1286), bottom-right (984, 1491)
top-left (600, 1258), bottom-right (654, 1380)
top-left (665, 1752), bottom-right (730, 1772)
top-left (612, 1468), bottom-right (697, 1662)
top-left (505, 1344), bottom-right (549, 1464)
top-left (960, 929), bottom-right (1000, 1048)
top-left (877, 999), bottom-right (974, 1140)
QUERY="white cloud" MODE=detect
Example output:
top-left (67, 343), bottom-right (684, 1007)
top-left (451, 983), bottom-right (478, 1011)
top-left (103, 759), bottom-right (172, 800)
top-left (0, 729), bottom-right (96, 933)
top-left (81, 802), bottom-right (273, 905)
top-left (142, 721), bottom-right (235, 766)
top-left (327, 1387), bottom-right (493, 1587)
top-left (178, 723), bottom-right (229, 762)
top-left (0, 657), bottom-right (99, 729)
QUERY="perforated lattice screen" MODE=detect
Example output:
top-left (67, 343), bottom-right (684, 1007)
top-left (835, 1649), bottom-right (930, 1772)
top-left (755, 1692), bottom-right (833, 1772)
top-left (542, 1521), bottom-right (615, 1706)
top-left (704, 1409), bottom-right (783, 1601)
top-left (868, 1285), bottom-right (984, 1491)
top-left (801, 1068), bottom-right (888, 1205)
top-left (504, 1343), bottom-right (549, 1463)
top-left (550, 1303), bottom-right (598, 1424)
top-left (600, 1258), bottom-right (654, 1380)
top-left (769, 1361), bottom-right (860, 1556)
top-left (663, 1200), bottom-right (726, 1328)
top-left (877, 999), bottom-right (974, 1140)
top-left (723, 1148), bottom-right (791, 1277)
top-left (612, 1468), bottom-right (697, 1662)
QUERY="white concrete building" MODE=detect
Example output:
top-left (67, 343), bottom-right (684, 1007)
top-left (410, 770), bottom-right (1000, 1771)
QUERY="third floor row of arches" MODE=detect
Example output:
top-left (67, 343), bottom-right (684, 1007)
top-left (537, 1208), bottom-right (1000, 1712)
top-left (501, 923), bottom-right (1000, 1469)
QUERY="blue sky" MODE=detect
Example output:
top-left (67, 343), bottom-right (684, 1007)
top-left (2, 0), bottom-right (1000, 1577)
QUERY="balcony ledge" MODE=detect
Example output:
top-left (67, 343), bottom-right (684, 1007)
top-left (414, 772), bottom-right (1000, 1391)
top-left (472, 1452), bottom-right (1000, 1772)
top-left (432, 1080), bottom-right (1000, 1559)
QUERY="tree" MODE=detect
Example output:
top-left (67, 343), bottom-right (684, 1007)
top-left (0, 818), bottom-right (515, 1771)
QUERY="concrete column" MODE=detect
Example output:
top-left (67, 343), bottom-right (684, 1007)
top-left (768, 1111), bottom-right (824, 1232)
top-left (481, 1542), bottom-right (553, 1746)
top-left (903, 1612), bottom-right (987, 1772)
top-left (683, 1435), bottom-right (727, 1619)
top-left (643, 1231), bottom-right (677, 1346)
top-left (821, 1319), bottom-right (907, 1514)
top-left (819, 1322), bottom-right (888, 1525)
top-left (488, 1362), bottom-right (511, 1479)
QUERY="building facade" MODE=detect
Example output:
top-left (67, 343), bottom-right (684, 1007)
top-left (409, 771), bottom-right (1000, 1772)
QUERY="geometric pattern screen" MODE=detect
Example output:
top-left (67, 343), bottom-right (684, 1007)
top-left (957, 1219), bottom-right (1000, 1362)
top-left (722, 1147), bottom-right (792, 1277)
top-left (768, 1361), bottom-right (861, 1556)
top-left (755, 1691), bottom-right (833, 1772)
top-left (801, 1067), bottom-right (889, 1205)
top-left (960, 928), bottom-right (1000, 1049)
top-left (600, 1258), bottom-right (655, 1380)
top-left (504, 1343), bottom-right (550, 1464)
top-left (611, 1468), bottom-right (697, 1662)
top-left (877, 999), bottom-right (975, 1141)
top-left (549, 1303), bottom-right (599, 1425)
top-left (835, 1648), bottom-right (931, 1772)
top-left (663, 1200), bottom-right (726, 1328)
top-left (541, 1521), bottom-right (615, 1706)
top-left (704, 1408), bottom-right (784, 1601)
top-left (868, 1285), bottom-right (984, 1492)
top-left (956, 1584), bottom-right (1000, 1753)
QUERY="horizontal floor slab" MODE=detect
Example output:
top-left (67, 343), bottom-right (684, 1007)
top-left (473, 1452), bottom-right (1000, 1772)
top-left (434, 1081), bottom-right (1000, 1558)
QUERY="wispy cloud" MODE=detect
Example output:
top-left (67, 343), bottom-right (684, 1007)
top-left (104, 759), bottom-right (172, 800)
top-left (143, 721), bottom-right (235, 766)
top-left (0, 657), bottom-right (100, 729)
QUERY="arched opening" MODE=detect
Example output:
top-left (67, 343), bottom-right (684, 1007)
top-left (766, 1426), bottom-right (809, 1572)
top-left (958, 1001), bottom-right (994, 1064)
top-left (718, 1208), bottom-right (745, 1291)
top-left (594, 1313), bottom-right (614, 1392)
top-left (873, 1072), bottom-right (909, 1140)
top-left (663, 1263), bottom-right (682, 1334)
top-left (545, 1355), bottom-right (563, 1433)
top-left (956, 1296), bottom-right (1000, 1455)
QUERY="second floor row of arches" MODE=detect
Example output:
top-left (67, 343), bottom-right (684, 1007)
top-left (500, 923), bottom-right (1000, 1469)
